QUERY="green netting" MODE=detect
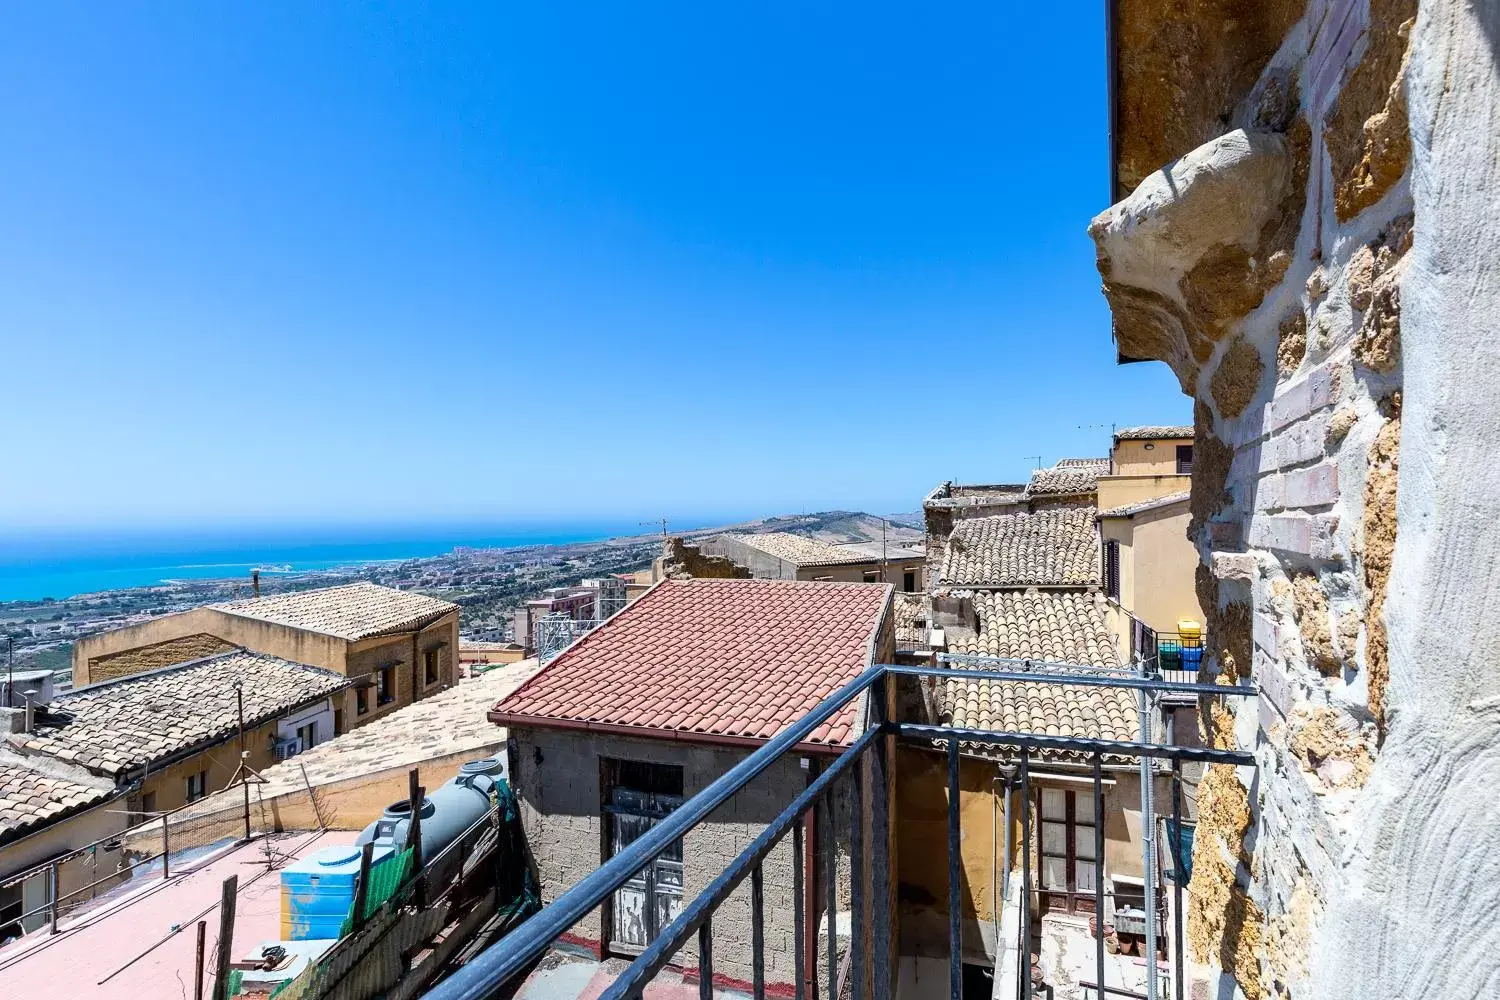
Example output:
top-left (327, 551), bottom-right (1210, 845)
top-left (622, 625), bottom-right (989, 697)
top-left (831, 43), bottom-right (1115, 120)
top-left (336, 847), bottom-right (413, 937)
top-left (227, 968), bottom-right (244, 996)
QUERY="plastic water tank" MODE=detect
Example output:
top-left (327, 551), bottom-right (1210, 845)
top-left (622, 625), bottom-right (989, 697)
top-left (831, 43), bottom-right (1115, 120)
top-left (280, 843), bottom-right (394, 940)
top-left (355, 756), bottom-right (507, 886)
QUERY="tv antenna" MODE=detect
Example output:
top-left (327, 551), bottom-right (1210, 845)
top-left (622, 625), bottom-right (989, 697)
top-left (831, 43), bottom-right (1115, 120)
top-left (640, 518), bottom-right (669, 539)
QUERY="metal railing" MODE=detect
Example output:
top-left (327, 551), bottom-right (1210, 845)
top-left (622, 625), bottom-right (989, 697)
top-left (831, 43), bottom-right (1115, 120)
top-left (425, 661), bottom-right (1255, 1000)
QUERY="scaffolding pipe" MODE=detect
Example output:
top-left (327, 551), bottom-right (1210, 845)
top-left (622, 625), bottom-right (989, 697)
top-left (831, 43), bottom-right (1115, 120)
top-left (1137, 658), bottom-right (1158, 1000)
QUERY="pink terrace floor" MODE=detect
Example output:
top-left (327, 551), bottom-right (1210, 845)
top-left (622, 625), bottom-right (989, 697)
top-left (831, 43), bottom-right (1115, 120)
top-left (515, 955), bottom-right (751, 1000)
top-left (0, 830), bottom-right (355, 1000)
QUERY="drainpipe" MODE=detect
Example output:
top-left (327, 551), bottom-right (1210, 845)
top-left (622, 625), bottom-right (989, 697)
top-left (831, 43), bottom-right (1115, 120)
top-left (803, 756), bottom-right (820, 1000)
top-left (1138, 656), bottom-right (1158, 1000)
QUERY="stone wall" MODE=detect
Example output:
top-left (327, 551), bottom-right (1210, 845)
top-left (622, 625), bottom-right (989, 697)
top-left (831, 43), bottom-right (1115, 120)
top-left (656, 537), bottom-right (751, 580)
top-left (1090, 1), bottom-right (1500, 996)
top-left (86, 632), bottom-right (238, 683)
top-left (510, 725), bottom-right (844, 992)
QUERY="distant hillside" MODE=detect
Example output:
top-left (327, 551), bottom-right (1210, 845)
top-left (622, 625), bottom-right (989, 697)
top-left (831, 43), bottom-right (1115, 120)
top-left (691, 510), bottom-right (925, 548)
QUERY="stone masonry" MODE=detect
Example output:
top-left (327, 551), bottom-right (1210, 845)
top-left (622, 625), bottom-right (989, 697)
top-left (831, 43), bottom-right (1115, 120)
top-left (1091, 1), bottom-right (1500, 998)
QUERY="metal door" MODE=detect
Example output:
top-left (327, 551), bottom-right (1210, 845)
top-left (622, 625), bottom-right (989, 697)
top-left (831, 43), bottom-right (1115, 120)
top-left (608, 787), bottom-right (684, 953)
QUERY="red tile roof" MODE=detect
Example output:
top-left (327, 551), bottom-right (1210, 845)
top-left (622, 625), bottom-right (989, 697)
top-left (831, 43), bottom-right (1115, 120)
top-left (491, 579), bottom-right (892, 747)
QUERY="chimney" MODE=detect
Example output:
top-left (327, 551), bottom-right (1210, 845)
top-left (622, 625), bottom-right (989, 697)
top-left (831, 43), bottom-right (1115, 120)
top-left (252, 569), bottom-right (261, 598)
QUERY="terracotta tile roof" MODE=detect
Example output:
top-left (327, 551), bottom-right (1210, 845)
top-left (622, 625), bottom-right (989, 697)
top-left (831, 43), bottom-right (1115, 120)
top-left (212, 582), bottom-right (457, 641)
top-left (939, 591), bottom-right (1138, 760)
top-left (7, 651), bottom-right (352, 778)
top-left (1097, 491), bottom-right (1191, 519)
top-left (492, 579), bottom-right (891, 746)
top-left (893, 593), bottom-right (928, 650)
top-left (1114, 425), bottom-right (1193, 440)
top-left (1027, 460), bottom-right (1111, 497)
top-left (0, 751), bottom-right (116, 845)
top-left (721, 532), bottom-right (876, 567)
top-left (938, 508), bottom-right (1100, 587)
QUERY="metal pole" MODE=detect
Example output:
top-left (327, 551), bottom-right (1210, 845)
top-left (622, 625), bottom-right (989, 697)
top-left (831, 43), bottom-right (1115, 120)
top-left (236, 683), bottom-right (250, 842)
top-left (194, 920), bottom-right (207, 1000)
top-left (162, 815), bottom-right (171, 880)
top-left (849, 766), bottom-right (865, 1000)
top-left (1019, 749), bottom-right (1032, 1000)
top-left (1138, 664), bottom-right (1157, 1000)
top-left (794, 816), bottom-right (807, 1000)
top-left (1171, 761), bottom-right (1185, 1000)
top-left (825, 792), bottom-right (836, 1000)
top-left (1094, 755), bottom-right (1106, 1000)
top-left (946, 737), bottom-right (961, 1000)
top-left (48, 862), bottom-right (59, 935)
top-left (751, 864), bottom-right (766, 1000)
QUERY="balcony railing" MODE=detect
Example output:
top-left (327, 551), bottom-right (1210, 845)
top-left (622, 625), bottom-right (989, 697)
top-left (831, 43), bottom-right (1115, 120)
top-left (426, 662), bottom-right (1254, 1000)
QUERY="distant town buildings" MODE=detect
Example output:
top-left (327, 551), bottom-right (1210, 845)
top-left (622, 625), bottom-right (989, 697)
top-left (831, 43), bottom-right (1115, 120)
top-left (71, 581), bottom-right (461, 724)
top-left (664, 529), bottom-right (926, 591)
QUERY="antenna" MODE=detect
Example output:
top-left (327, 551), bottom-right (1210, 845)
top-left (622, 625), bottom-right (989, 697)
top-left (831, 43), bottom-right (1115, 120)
top-left (640, 518), bottom-right (669, 539)
top-left (1022, 455), bottom-right (1043, 471)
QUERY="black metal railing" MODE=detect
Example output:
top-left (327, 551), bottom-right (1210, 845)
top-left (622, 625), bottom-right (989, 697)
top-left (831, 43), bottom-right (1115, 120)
top-left (426, 662), bottom-right (1255, 1000)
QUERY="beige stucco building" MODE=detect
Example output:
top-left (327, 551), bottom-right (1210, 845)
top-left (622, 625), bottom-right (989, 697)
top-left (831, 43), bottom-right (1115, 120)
top-left (71, 582), bottom-right (460, 729)
top-left (696, 531), bottom-right (927, 591)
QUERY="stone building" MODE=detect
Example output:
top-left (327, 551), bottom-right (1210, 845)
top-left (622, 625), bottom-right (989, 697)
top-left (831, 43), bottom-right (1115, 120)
top-left (70, 581), bottom-right (460, 727)
top-left (696, 531), bottom-right (927, 591)
top-left (489, 577), bottom-right (895, 993)
top-left (1089, 1), bottom-right (1500, 997)
top-left (0, 650), bottom-right (349, 936)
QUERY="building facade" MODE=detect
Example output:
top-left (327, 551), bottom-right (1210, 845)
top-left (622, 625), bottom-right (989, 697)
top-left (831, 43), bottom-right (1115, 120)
top-left (490, 578), bottom-right (895, 993)
top-left (70, 582), bottom-right (460, 727)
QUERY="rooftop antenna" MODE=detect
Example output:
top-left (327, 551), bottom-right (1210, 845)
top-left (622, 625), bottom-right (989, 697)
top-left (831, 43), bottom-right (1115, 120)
top-left (251, 570), bottom-right (260, 598)
top-left (640, 518), bottom-right (669, 539)
top-left (1022, 455), bottom-right (1043, 471)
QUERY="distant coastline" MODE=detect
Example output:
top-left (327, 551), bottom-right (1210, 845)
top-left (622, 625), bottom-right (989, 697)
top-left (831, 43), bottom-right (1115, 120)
top-left (0, 522), bottom-right (658, 603)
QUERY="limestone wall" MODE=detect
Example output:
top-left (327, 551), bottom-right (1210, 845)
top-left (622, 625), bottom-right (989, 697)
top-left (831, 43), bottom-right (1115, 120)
top-left (1090, 1), bottom-right (1500, 997)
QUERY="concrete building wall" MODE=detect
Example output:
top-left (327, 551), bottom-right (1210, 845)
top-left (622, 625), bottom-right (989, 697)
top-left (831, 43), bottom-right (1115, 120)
top-left (509, 725), bottom-right (816, 990)
top-left (1089, 3), bottom-right (1500, 997)
top-left (73, 608), bottom-right (350, 686)
top-left (0, 798), bottom-right (130, 932)
top-left (1101, 500), bottom-right (1204, 638)
top-left (135, 712), bottom-right (288, 815)
top-left (1096, 473), bottom-right (1192, 510)
top-left (895, 748), bottom-right (1166, 964)
top-left (84, 633), bottom-right (240, 685)
top-left (1111, 438), bottom-right (1194, 476)
top-left (696, 536), bottom-right (923, 590)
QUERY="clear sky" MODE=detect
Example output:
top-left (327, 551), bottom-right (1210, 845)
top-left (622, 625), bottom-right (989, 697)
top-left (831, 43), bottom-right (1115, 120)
top-left (0, 3), bottom-right (1188, 534)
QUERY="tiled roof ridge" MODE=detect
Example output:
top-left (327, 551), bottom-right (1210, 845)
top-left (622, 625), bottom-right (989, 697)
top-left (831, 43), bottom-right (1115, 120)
top-left (1114, 424), bottom-right (1194, 439)
top-left (724, 531), bottom-right (878, 566)
top-left (1097, 491), bottom-right (1192, 519)
top-left (211, 581), bottom-right (458, 640)
top-left (57, 646), bottom-right (343, 700)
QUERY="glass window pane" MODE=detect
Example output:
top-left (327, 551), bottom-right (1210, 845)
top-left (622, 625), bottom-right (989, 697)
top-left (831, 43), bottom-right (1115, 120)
top-left (1042, 821), bottom-right (1067, 855)
top-left (1074, 825), bottom-right (1096, 860)
top-left (1075, 792), bottom-right (1096, 823)
top-left (1041, 788), bottom-right (1066, 819)
top-left (1075, 861), bottom-right (1098, 894)
top-left (1041, 856), bottom-right (1068, 890)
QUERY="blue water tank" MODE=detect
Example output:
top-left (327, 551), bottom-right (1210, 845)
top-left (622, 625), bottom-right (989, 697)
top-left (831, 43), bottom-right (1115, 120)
top-left (280, 844), bottom-right (394, 940)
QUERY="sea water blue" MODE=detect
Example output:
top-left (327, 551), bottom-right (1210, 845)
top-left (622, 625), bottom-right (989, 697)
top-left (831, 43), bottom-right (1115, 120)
top-left (0, 521), bottom-right (660, 602)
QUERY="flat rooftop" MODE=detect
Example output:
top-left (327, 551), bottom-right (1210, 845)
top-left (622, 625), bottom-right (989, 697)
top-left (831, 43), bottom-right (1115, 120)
top-left (0, 830), bottom-right (354, 999)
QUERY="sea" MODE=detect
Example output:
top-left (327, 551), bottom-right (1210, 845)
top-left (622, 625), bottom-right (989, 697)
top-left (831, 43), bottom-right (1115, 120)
top-left (0, 521), bottom-right (663, 603)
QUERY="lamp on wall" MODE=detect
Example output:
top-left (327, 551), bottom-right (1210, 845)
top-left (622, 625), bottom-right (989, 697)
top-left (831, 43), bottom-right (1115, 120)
top-left (1143, 443), bottom-right (1156, 450)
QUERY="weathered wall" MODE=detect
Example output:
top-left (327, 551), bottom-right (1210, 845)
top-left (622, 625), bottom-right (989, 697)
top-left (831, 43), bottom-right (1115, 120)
top-left (84, 633), bottom-right (239, 684)
top-left (655, 538), bottom-right (752, 581)
top-left (73, 608), bottom-right (351, 682)
top-left (1111, 438), bottom-right (1194, 476)
top-left (509, 725), bottom-right (814, 991)
top-left (1096, 474), bottom-right (1191, 510)
top-left (1100, 500), bottom-right (1205, 636)
top-left (1088, 0), bottom-right (1500, 996)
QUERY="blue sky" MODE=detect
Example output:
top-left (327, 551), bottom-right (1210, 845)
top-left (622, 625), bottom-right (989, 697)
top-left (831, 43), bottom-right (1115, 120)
top-left (0, 3), bottom-right (1188, 533)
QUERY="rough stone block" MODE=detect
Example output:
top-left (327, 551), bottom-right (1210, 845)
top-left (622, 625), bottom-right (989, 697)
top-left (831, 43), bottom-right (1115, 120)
top-left (1208, 520), bottom-right (1244, 548)
top-left (1284, 463), bottom-right (1339, 508)
top-left (1267, 365), bottom-right (1334, 433)
top-left (1255, 473), bottom-right (1286, 511)
top-left (1277, 412), bottom-right (1331, 467)
top-left (1249, 514), bottom-right (1315, 554)
top-left (1254, 612), bottom-right (1279, 656)
top-left (1213, 552), bottom-right (1258, 582)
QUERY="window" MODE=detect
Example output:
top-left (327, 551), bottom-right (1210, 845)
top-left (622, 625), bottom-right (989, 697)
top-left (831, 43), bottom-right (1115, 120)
top-left (141, 790), bottom-right (156, 818)
top-left (377, 665), bottom-right (396, 706)
top-left (1176, 444), bottom-right (1194, 475)
top-left (1104, 540), bottom-right (1121, 600)
top-left (902, 570), bottom-right (916, 592)
top-left (423, 647), bottom-right (440, 687)
top-left (862, 570), bottom-right (879, 583)
top-left (184, 770), bottom-right (208, 803)
top-left (296, 721), bottom-right (317, 749)
top-left (1039, 786), bottom-right (1098, 914)
top-left (356, 686), bottom-right (370, 716)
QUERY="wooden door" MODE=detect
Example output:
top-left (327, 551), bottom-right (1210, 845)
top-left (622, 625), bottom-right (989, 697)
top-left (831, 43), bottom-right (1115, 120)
top-left (606, 774), bottom-right (684, 954)
top-left (1038, 786), bottom-right (1099, 914)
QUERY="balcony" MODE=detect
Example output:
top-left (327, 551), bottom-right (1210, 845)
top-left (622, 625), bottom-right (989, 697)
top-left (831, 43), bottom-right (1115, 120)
top-left (425, 662), bottom-right (1253, 1000)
